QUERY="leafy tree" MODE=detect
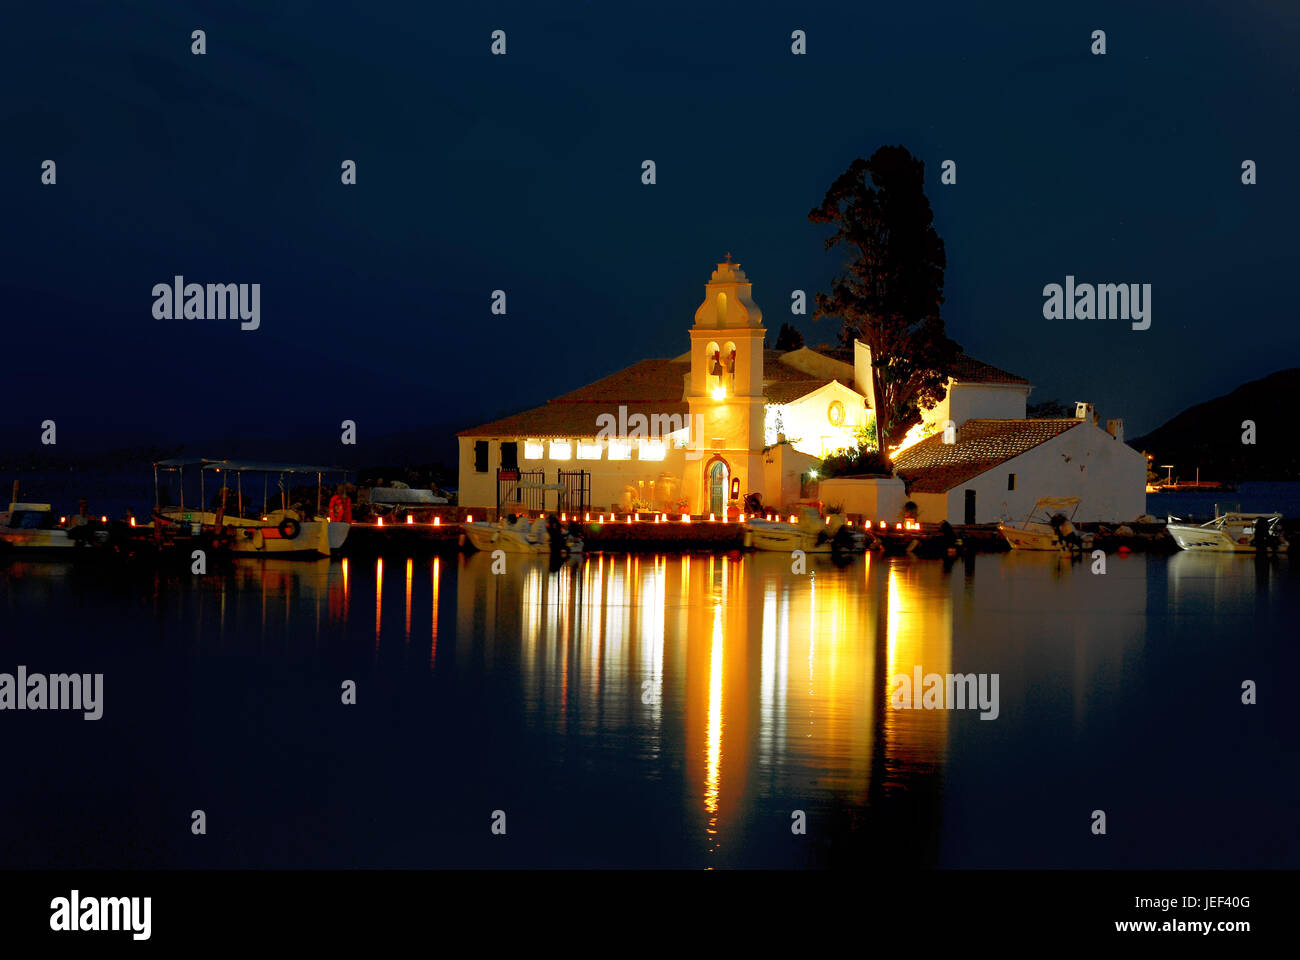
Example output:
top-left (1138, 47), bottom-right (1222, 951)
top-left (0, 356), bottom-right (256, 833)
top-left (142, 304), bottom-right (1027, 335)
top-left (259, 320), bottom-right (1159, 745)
top-left (774, 322), bottom-right (804, 352)
top-left (809, 146), bottom-right (960, 451)
top-left (819, 445), bottom-right (893, 479)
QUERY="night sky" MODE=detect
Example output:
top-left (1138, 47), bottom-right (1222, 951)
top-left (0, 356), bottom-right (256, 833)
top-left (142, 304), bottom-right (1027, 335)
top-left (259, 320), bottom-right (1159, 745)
top-left (4, 1), bottom-right (1297, 464)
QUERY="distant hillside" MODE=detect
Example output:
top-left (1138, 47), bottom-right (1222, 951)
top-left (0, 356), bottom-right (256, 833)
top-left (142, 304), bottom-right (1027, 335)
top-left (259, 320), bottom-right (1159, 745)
top-left (1129, 369), bottom-right (1300, 482)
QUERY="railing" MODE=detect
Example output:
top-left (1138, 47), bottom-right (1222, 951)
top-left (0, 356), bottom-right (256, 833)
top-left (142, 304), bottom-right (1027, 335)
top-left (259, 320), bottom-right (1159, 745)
top-left (557, 470), bottom-right (590, 515)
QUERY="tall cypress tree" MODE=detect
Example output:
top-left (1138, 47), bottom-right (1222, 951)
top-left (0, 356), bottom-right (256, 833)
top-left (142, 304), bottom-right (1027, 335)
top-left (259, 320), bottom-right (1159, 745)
top-left (809, 146), bottom-right (959, 452)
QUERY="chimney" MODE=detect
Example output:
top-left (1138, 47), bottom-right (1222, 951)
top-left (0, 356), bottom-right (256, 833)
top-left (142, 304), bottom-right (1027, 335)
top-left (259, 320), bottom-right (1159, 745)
top-left (1074, 401), bottom-right (1094, 421)
top-left (1106, 418), bottom-right (1124, 442)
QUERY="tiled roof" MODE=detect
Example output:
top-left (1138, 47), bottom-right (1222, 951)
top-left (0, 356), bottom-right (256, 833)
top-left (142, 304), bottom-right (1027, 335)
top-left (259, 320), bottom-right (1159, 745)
top-left (948, 354), bottom-right (1030, 385)
top-left (550, 358), bottom-right (689, 404)
top-left (459, 350), bottom-right (861, 438)
top-left (764, 379), bottom-right (833, 403)
top-left (458, 401), bottom-right (690, 438)
top-left (893, 418), bottom-right (1081, 492)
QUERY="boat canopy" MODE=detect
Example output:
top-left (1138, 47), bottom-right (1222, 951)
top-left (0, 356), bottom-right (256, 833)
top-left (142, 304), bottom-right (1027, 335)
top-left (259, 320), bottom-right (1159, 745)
top-left (1028, 497), bottom-right (1081, 517)
top-left (154, 457), bottom-right (221, 469)
top-left (200, 460), bottom-right (347, 475)
top-left (368, 488), bottom-right (449, 505)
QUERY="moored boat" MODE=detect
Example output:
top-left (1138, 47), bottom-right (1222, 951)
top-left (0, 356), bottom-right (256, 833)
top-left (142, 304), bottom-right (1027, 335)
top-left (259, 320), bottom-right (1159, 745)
top-left (998, 497), bottom-right (1087, 552)
top-left (0, 501), bottom-right (110, 555)
top-left (1166, 509), bottom-right (1287, 553)
top-left (153, 459), bottom-right (351, 558)
top-left (461, 515), bottom-right (582, 556)
top-left (744, 506), bottom-right (861, 553)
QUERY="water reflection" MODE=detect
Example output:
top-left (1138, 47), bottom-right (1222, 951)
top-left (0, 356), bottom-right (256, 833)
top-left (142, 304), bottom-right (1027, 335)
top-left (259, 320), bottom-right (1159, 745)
top-left (0, 547), bottom-right (1177, 867)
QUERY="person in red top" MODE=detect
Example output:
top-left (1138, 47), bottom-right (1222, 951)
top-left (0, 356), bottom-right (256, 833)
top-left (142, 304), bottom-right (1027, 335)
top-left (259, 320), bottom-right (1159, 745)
top-left (328, 490), bottom-right (353, 523)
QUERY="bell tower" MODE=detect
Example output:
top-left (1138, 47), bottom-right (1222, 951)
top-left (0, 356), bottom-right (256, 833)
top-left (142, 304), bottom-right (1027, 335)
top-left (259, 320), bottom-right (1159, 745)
top-left (685, 256), bottom-right (767, 516)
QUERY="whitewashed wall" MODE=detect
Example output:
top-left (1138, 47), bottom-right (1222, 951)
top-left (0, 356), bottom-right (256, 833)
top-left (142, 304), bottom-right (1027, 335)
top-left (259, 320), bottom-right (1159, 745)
top-left (911, 422), bottom-right (1146, 524)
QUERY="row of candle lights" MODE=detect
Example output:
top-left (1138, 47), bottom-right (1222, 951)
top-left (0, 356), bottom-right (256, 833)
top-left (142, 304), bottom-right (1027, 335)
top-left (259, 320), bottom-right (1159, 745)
top-left (369, 514), bottom-right (923, 531)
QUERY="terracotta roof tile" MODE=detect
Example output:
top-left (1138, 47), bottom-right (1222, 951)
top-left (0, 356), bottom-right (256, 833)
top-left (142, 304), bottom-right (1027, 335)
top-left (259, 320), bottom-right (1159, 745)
top-left (949, 354), bottom-right (1030, 385)
top-left (893, 418), bottom-right (1080, 492)
top-left (550, 359), bottom-right (688, 404)
top-left (764, 379), bottom-right (833, 403)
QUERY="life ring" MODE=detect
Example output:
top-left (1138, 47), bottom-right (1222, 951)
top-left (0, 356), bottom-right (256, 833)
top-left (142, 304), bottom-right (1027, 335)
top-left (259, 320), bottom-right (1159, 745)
top-left (278, 517), bottom-right (301, 540)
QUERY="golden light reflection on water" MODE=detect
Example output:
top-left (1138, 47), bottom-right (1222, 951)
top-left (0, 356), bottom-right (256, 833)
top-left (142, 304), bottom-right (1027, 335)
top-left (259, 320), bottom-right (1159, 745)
top-left (444, 551), bottom-right (967, 861)
top-left (704, 601), bottom-right (723, 830)
top-left (13, 545), bottom-right (1156, 864)
top-left (430, 557), bottom-right (440, 666)
top-left (374, 557), bottom-right (383, 647)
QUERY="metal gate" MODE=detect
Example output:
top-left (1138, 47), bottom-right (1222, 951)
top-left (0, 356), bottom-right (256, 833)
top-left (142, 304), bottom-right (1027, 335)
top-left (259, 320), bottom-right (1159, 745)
top-left (557, 469), bottom-right (590, 515)
top-left (496, 469), bottom-right (545, 515)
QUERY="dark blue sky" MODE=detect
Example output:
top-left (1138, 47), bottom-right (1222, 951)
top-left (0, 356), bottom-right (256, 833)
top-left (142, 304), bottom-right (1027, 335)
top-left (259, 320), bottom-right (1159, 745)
top-left (3, 0), bottom-right (1297, 462)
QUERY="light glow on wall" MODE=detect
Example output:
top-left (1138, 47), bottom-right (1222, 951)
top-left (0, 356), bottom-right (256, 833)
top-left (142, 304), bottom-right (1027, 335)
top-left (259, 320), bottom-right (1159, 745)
top-left (577, 441), bottom-right (602, 460)
top-left (608, 440), bottom-right (631, 461)
top-left (638, 439), bottom-right (667, 461)
top-left (549, 440), bottom-right (572, 460)
top-left (524, 439), bottom-right (544, 459)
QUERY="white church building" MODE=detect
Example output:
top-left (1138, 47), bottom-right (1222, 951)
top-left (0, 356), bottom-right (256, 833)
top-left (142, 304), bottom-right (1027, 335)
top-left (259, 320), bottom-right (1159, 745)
top-left (457, 259), bottom-right (1147, 523)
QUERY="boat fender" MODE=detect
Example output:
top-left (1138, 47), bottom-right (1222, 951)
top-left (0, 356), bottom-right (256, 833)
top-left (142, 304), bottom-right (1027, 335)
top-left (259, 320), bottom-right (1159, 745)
top-left (278, 517), bottom-right (301, 540)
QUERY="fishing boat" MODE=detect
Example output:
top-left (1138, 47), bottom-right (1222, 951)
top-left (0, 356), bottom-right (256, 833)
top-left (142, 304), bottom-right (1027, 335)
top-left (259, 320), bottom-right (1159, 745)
top-left (744, 505), bottom-right (861, 553)
top-left (1166, 508), bottom-right (1288, 553)
top-left (0, 501), bottom-right (109, 554)
top-left (998, 497), bottom-right (1087, 551)
top-left (152, 459), bottom-right (351, 558)
top-left (461, 515), bottom-right (582, 556)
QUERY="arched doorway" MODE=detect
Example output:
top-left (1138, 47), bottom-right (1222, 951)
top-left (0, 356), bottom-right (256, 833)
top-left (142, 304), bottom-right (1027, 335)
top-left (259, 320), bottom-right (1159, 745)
top-left (707, 459), bottom-right (728, 516)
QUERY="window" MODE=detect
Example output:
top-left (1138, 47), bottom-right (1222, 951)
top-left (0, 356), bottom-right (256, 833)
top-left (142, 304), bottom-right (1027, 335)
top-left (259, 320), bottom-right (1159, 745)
top-left (549, 440), bottom-right (571, 461)
top-left (500, 442), bottom-right (518, 470)
top-left (608, 440), bottom-right (631, 461)
top-left (474, 440), bottom-right (489, 473)
top-left (577, 441), bottom-right (602, 460)
top-left (1007, 473), bottom-right (1016, 491)
top-left (523, 440), bottom-right (544, 460)
top-left (638, 439), bottom-right (666, 461)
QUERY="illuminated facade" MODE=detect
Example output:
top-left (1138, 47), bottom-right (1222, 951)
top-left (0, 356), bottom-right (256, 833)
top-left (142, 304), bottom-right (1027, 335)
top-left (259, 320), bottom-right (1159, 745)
top-left (456, 259), bottom-right (867, 516)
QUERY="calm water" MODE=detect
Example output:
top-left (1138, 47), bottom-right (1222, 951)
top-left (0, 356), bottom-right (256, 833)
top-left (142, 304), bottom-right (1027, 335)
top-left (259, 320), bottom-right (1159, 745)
top-left (1, 550), bottom-right (1296, 869)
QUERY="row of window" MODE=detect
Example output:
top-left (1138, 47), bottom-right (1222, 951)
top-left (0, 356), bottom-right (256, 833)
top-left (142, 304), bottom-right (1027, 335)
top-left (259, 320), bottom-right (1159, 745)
top-left (472, 439), bottom-right (668, 472)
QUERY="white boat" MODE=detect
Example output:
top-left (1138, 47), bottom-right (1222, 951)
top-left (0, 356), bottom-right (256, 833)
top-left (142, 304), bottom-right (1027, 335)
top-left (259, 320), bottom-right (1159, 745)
top-left (0, 502), bottom-right (109, 553)
top-left (461, 516), bottom-right (582, 555)
top-left (744, 506), bottom-right (853, 553)
top-left (998, 497), bottom-right (1086, 551)
top-left (1166, 509), bottom-right (1287, 553)
top-left (153, 459), bottom-right (351, 558)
